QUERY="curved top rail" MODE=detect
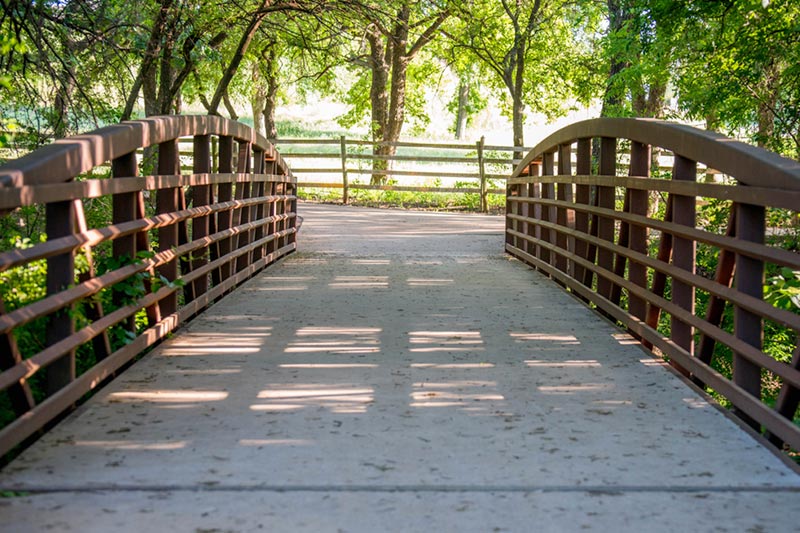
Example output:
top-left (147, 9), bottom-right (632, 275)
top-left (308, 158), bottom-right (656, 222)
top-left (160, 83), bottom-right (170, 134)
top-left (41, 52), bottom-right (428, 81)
top-left (0, 115), bottom-right (288, 188)
top-left (513, 118), bottom-right (800, 191)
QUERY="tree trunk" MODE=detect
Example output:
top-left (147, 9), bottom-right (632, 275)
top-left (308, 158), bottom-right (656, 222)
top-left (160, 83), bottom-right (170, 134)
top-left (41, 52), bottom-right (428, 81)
top-left (601, 0), bottom-right (629, 117)
top-left (512, 94), bottom-right (525, 161)
top-left (208, 0), bottom-right (269, 115)
top-left (223, 92), bottom-right (238, 120)
top-left (251, 60), bottom-right (267, 137)
top-left (455, 80), bottom-right (469, 140)
top-left (263, 57), bottom-right (279, 140)
top-left (367, 29), bottom-right (390, 184)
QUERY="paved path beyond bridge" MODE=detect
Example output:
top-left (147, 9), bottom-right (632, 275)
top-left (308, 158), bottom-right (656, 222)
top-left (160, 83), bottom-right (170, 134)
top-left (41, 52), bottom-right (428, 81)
top-left (1, 203), bottom-right (798, 531)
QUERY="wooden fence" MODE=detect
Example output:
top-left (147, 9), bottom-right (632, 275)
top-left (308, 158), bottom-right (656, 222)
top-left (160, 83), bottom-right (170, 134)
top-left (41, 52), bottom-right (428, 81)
top-left (506, 117), bottom-right (800, 452)
top-left (270, 137), bottom-right (529, 212)
top-left (0, 115), bottom-right (297, 457)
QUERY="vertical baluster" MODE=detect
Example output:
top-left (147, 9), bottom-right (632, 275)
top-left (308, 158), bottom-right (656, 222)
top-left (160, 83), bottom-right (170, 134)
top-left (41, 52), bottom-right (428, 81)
top-left (505, 176), bottom-right (518, 248)
top-left (531, 164), bottom-right (542, 261)
top-left (670, 155), bottom-right (697, 377)
top-left (556, 143), bottom-right (573, 276)
top-left (287, 167), bottom-right (298, 248)
top-left (574, 138), bottom-right (592, 288)
top-left (191, 135), bottom-right (211, 297)
top-left (216, 136), bottom-right (234, 286)
top-left (596, 137), bottom-right (616, 299)
top-left (44, 199), bottom-right (76, 395)
top-left (177, 185), bottom-right (195, 304)
top-left (112, 152), bottom-right (138, 333)
top-left (626, 141), bottom-right (651, 327)
top-left (252, 149), bottom-right (266, 263)
top-left (540, 152), bottom-right (555, 267)
top-left (644, 195), bottom-right (673, 349)
top-left (156, 139), bottom-right (180, 317)
top-left (769, 345), bottom-right (800, 447)
top-left (0, 298), bottom-right (35, 414)
top-left (733, 201), bottom-right (765, 429)
top-left (266, 159), bottom-right (277, 257)
top-left (696, 208), bottom-right (737, 379)
top-left (74, 200), bottom-right (112, 360)
top-left (235, 141), bottom-right (252, 273)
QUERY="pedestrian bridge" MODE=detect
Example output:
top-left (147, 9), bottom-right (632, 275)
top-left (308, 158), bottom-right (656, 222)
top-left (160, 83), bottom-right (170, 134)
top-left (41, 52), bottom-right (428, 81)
top-left (0, 116), bottom-right (798, 531)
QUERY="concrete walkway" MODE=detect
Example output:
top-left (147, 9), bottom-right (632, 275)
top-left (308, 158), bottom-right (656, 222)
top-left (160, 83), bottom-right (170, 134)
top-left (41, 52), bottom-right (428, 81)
top-left (1, 203), bottom-right (798, 532)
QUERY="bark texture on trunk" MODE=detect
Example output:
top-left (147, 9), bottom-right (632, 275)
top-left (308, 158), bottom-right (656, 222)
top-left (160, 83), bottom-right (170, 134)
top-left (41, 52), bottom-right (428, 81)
top-left (455, 80), bottom-right (469, 140)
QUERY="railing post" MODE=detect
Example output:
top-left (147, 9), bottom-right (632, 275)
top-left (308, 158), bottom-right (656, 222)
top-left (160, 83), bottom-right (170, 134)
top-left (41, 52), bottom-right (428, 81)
top-left (478, 136), bottom-right (487, 213)
top-left (192, 134), bottom-right (211, 297)
top-left (340, 135), bottom-right (349, 205)
top-left (266, 158), bottom-right (277, 257)
top-left (157, 139), bottom-right (180, 317)
top-left (44, 199), bottom-right (76, 395)
top-left (252, 149), bottom-right (267, 263)
top-left (540, 152), bottom-right (555, 267)
top-left (556, 143), bottom-right (573, 275)
top-left (0, 299), bottom-right (34, 414)
top-left (734, 201), bottom-right (765, 429)
top-left (596, 137), bottom-right (617, 299)
top-left (626, 141), bottom-right (651, 326)
top-left (574, 138), bottom-right (592, 289)
top-left (112, 151), bottom-right (139, 332)
top-left (670, 155), bottom-right (697, 377)
top-left (234, 141), bottom-right (252, 274)
top-left (216, 136), bottom-right (234, 286)
top-left (527, 163), bottom-right (541, 262)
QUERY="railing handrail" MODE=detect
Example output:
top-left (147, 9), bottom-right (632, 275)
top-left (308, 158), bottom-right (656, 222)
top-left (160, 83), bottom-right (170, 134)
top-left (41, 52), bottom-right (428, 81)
top-left (0, 115), bottom-right (291, 188)
top-left (513, 118), bottom-right (800, 191)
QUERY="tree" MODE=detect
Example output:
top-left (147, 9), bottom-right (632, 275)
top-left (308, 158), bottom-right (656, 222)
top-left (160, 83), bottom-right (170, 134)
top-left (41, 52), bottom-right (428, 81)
top-left (672, 0), bottom-right (800, 157)
top-left (450, 0), bottom-right (600, 155)
top-left (337, 1), bottom-right (450, 183)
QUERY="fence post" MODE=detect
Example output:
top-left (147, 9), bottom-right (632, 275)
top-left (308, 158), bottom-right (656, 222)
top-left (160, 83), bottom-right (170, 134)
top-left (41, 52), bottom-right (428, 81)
top-left (340, 135), bottom-right (349, 205)
top-left (477, 136), bottom-right (487, 213)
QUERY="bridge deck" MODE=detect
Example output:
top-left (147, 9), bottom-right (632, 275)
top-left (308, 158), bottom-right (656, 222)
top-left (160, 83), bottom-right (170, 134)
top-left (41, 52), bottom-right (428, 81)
top-left (1, 204), bottom-right (798, 531)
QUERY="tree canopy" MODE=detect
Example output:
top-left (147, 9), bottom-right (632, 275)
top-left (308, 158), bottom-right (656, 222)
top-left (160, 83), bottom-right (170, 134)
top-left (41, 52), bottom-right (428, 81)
top-left (0, 0), bottom-right (797, 159)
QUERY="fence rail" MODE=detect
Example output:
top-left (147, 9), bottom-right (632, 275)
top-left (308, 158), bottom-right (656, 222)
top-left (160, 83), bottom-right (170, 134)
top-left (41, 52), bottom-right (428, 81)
top-left (0, 115), bottom-right (297, 457)
top-left (270, 137), bottom-right (524, 212)
top-left (505, 117), bottom-right (800, 453)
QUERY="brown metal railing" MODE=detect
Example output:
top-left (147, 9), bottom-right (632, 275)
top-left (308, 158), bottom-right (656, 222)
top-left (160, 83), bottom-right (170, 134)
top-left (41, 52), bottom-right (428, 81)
top-left (505, 117), bottom-right (800, 451)
top-left (0, 115), bottom-right (297, 456)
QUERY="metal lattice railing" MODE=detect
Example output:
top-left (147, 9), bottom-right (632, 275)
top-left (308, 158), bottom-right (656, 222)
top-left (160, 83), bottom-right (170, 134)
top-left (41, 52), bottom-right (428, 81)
top-left (0, 115), bottom-right (297, 456)
top-left (505, 117), bottom-right (800, 452)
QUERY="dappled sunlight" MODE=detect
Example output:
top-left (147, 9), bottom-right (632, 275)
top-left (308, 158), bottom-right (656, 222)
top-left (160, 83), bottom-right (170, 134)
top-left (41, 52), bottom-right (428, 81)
top-left (406, 277), bottom-right (454, 286)
top-left (251, 276), bottom-right (315, 291)
top-left (351, 259), bottom-right (391, 265)
top-left (161, 346), bottom-right (262, 355)
top-left (410, 363), bottom-right (495, 369)
top-left (285, 326), bottom-right (382, 355)
top-left (611, 332), bottom-right (639, 346)
top-left (410, 380), bottom-right (505, 410)
top-left (73, 440), bottom-right (189, 451)
top-left (510, 333), bottom-right (581, 345)
top-left (166, 368), bottom-right (243, 375)
top-left (525, 359), bottom-right (601, 368)
top-left (639, 358), bottom-right (667, 367)
top-left (683, 397), bottom-right (713, 410)
top-left (328, 275), bottom-right (389, 289)
top-left (408, 330), bottom-right (484, 353)
top-left (107, 390), bottom-right (229, 403)
top-left (538, 383), bottom-right (613, 394)
top-left (161, 331), bottom-right (269, 357)
top-left (252, 383), bottom-right (374, 413)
